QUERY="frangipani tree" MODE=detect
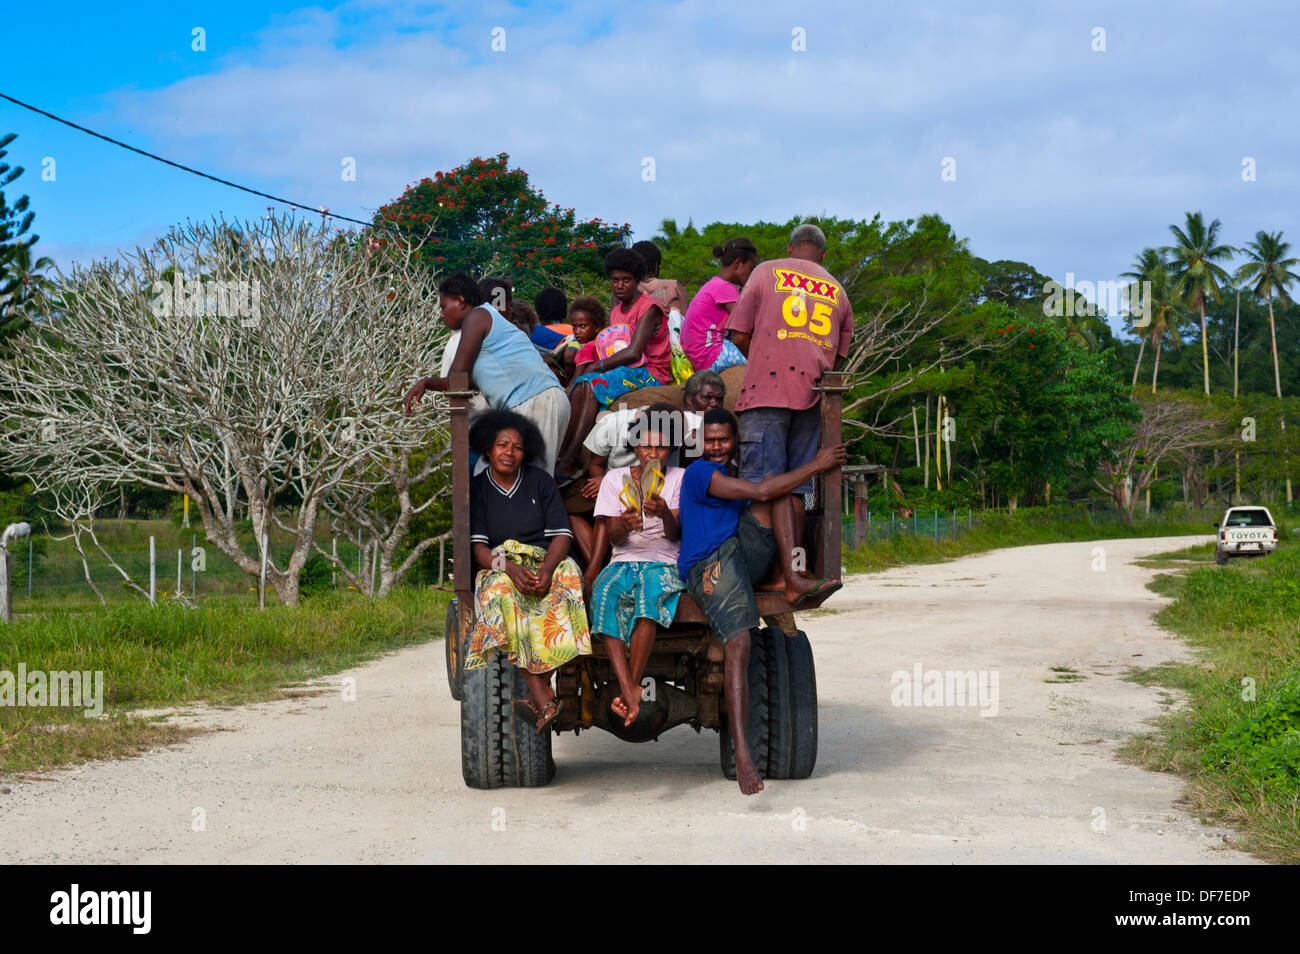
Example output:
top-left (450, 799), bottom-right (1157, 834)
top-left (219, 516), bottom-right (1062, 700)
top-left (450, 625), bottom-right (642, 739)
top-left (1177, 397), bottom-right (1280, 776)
top-left (0, 215), bottom-right (449, 606)
top-left (1092, 394), bottom-right (1225, 519)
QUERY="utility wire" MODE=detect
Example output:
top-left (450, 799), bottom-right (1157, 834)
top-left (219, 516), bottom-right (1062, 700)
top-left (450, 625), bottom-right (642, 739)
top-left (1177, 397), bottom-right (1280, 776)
top-left (0, 91), bottom-right (614, 254)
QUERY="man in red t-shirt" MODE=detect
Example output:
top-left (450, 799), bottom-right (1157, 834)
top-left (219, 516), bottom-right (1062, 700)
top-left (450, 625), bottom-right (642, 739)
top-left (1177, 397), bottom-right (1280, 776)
top-left (726, 223), bottom-right (853, 606)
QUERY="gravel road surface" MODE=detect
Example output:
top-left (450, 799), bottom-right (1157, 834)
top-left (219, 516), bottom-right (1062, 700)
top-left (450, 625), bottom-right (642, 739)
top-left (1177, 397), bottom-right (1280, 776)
top-left (0, 535), bottom-right (1257, 864)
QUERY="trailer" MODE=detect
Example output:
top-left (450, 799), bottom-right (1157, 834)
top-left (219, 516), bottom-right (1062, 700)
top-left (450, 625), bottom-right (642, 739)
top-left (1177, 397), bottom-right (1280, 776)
top-left (442, 370), bottom-right (848, 788)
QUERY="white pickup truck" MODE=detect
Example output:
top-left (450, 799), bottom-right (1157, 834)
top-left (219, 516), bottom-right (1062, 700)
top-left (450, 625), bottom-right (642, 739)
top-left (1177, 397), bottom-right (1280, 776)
top-left (1215, 506), bottom-right (1279, 565)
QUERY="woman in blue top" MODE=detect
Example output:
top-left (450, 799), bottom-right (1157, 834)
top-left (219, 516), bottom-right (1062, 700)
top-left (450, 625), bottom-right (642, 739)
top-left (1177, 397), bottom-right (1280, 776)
top-left (404, 272), bottom-right (570, 473)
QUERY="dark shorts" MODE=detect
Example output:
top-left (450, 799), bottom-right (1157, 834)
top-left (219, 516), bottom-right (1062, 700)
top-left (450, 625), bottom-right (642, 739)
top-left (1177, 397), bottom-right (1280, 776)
top-left (738, 405), bottom-right (820, 495)
top-left (684, 509), bottom-right (778, 641)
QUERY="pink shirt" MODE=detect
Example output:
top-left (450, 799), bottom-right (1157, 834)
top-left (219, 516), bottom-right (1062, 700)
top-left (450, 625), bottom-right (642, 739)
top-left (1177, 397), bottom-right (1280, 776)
top-left (682, 276), bottom-right (741, 369)
top-left (609, 292), bottom-right (672, 383)
top-left (727, 258), bottom-right (854, 412)
top-left (594, 465), bottom-right (684, 565)
top-left (574, 340), bottom-right (599, 365)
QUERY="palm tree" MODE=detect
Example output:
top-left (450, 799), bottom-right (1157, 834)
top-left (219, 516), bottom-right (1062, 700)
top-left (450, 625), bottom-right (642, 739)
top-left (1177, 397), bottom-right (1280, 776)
top-left (1146, 268), bottom-right (1182, 393)
top-left (1122, 248), bottom-right (1159, 387)
top-left (0, 238), bottom-right (54, 349)
top-left (1062, 311), bottom-right (1098, 350)
top-left (1165, 212), bottom-right (1236, 394)
top-left (1236, 229), bottom-right (1299, 502)
top-left (1122, 248), bottom-right (1182, 391)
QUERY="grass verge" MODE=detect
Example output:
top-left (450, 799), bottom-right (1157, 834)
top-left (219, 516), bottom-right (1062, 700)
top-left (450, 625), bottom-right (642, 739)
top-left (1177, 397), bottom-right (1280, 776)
top-left (0, 588), bottom-right (449, 775)
top-left (1121, 542), bottom-right (1300, 863)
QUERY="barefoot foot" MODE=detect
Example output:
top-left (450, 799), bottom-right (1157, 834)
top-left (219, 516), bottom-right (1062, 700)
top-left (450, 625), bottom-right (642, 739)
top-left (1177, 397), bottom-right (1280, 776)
top-left (735, 757), bottom-right (765, 795)
top-left (611, 693), bottom-right (640, 727)
top-left (610, 684), bottom-right (640, 727)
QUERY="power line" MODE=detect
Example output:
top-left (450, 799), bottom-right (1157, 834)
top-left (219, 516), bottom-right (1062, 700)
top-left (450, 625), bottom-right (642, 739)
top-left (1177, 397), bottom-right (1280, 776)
top-left (0, 91), bottom-right (618, 254)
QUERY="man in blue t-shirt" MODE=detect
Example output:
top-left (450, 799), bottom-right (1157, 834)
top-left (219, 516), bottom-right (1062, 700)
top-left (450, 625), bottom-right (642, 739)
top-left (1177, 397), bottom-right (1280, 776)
top-left (678, 408), bottom-right (845, 796)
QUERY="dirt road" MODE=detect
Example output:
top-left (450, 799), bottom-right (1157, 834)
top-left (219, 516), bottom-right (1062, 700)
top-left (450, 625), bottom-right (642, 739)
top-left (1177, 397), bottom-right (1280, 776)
top-left (0, 535), bottom-right (1256, 864)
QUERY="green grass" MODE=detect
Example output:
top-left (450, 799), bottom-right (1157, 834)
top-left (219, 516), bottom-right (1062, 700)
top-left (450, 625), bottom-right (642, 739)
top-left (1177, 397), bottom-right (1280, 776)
top-left (841, 509), bottom-right (1222, 574)
top-left (1045, 665), bottom-right (1086, 684)
top-left (1120, 542), bottom-right (1300, 863)
top-left (0, 587), bottom-right (449, 775)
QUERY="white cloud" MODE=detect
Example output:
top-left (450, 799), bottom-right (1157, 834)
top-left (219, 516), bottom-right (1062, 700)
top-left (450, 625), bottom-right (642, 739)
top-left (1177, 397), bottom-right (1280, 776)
top-left (50, 0), bottom-right (1300, 321)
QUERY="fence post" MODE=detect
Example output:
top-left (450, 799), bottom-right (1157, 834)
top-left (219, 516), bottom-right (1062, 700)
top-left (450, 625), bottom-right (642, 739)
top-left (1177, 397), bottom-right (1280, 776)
top-left (27, 537), bottom-right (33, 600)
top-left (149, 535), bottom-right (156, 605)
top-left (933, 509), bottom-right (938, 542)
top-left (0, 548), bottom-right (10, 623)
top-left (177, 548), bottom-right (182, 595)
top-left (439, 538), bottom-right (446, 586)
top-left (968, 507), bottom-right (972, 530)
top-left (192, 533), bottom-right (197, 597)
top-left (332, 537), bottom-right (338, 591)
top-left (952, 508), bottom-right (956, 538)
top-left (867, 508), bottom-right (871, 542)
top-left (912, 511), bottom-right (917, 535)
top-left (891, 512), bottom-right (895, 537)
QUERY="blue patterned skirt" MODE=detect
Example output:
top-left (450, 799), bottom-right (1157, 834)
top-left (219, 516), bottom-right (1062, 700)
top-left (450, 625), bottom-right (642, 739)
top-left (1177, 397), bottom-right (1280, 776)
top-left (589, 560), bottom-right (685, 642)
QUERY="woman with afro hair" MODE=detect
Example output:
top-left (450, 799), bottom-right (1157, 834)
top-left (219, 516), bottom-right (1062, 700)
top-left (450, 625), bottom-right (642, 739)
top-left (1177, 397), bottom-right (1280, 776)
top-left (464, 409), bottom-right (592, 732)
top-left (554, 247), bottom-right (673, 478)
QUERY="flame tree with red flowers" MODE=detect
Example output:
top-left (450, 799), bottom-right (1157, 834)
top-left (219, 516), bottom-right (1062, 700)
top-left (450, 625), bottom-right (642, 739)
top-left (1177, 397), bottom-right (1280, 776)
top-left (370, 153), bottom-right (630, 298)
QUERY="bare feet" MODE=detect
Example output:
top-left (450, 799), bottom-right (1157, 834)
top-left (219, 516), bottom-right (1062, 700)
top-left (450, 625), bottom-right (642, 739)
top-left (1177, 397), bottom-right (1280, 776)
top-left (610, 681), bottom-right (641, 727)
top-left (735, 756), bottom-right (765, 796)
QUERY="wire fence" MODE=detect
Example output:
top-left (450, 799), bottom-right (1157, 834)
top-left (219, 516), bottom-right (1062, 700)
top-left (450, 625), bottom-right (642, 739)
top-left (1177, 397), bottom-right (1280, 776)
top-left (841, 502), bottom-right (1228, 549)
top-left (3, 528), bottom-right (449, 612)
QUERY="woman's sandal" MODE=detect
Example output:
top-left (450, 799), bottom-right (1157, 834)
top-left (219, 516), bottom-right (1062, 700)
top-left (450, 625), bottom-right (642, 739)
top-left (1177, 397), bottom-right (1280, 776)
top-left (513, 699), bottom-right (541, 724)
top-left (535, 697), bottom-right (564, 735)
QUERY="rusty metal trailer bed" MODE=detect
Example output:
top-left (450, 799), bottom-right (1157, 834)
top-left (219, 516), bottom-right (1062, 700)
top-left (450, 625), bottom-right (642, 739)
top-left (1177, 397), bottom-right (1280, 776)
top-left (442, 370), bottom-right (848, 788)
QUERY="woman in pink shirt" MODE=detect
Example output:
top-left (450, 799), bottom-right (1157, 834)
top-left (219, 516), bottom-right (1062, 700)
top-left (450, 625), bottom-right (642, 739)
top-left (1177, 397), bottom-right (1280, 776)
top-left (555, 247), bottom-right (671, 478)
top-left (681, 237), bottom-right (759, 372)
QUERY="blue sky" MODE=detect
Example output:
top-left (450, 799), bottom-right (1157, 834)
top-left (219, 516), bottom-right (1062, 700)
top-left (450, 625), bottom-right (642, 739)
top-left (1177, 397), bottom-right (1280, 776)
top-left (4, 0), bottom-right (1297, 335)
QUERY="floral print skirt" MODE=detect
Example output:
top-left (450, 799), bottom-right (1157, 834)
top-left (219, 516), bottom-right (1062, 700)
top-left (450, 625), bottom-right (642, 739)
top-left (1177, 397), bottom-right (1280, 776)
top-left (466, 540), bottom-right (592, 674)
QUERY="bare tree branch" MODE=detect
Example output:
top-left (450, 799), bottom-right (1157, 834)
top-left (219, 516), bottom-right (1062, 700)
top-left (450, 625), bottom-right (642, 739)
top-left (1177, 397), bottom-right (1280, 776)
top-left (0, 216), bottom-right (450, 605)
